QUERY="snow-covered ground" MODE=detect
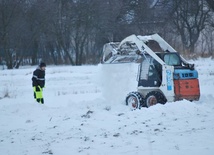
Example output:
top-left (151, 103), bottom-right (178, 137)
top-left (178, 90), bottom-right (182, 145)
top-left (0, 58), bottom-right (214, 155)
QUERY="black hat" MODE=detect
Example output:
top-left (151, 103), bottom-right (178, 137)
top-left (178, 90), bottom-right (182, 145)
top-left (39, 62), bottom-right (46, 67)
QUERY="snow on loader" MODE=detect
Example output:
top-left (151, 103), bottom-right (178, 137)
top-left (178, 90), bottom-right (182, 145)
top-left (102, 34), bottom-right (200, 109)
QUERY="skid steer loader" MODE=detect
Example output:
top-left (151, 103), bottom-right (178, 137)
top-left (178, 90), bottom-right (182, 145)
top-left (102, 34), bottom-right (200, 109)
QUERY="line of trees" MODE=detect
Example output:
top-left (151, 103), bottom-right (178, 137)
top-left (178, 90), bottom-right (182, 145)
top-left (0, 0), bottom-right (214, 69)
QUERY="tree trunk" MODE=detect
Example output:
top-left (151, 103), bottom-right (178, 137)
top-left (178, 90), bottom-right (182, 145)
top-left (31, 41), bottom-right (38, 66)
top-left (6, 50), bottom-right (13, 69)
top-left (63, 47), bottom-right (74, 65)
top-left (189, 44), bottom-right (195, 53)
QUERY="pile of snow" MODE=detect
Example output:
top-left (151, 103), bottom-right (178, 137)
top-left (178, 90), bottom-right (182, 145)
top-left (0, 58), bottom-right (214, 155)
top-left (97, 63), bottom-right (138, 104)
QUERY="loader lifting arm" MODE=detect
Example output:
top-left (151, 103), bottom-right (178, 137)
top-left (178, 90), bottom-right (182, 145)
top-left (118, 34), bottom-right (165, 65)
top-left (102, 34), bottom-right (164, 64)
top-left (102, 34), bottom-right (189, 66)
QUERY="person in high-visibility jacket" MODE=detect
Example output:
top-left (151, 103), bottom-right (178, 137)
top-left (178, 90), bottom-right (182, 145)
top-left (32, 62), bottom-right (46, 104)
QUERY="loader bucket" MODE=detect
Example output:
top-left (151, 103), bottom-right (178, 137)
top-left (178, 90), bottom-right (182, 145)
top-left (102, 42), bottom-right (141, 64)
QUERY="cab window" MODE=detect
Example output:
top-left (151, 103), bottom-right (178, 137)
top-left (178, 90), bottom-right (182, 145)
top-left (164, 54), bottom-right (181, 66)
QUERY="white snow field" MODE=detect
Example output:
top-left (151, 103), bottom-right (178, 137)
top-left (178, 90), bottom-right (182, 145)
top-left (0, 58), bottom-right (214, 155)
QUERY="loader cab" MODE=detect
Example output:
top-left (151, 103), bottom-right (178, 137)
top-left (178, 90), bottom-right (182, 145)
top-left (138, 53), bottom-right (182, 87)
top-left (138, 54), bottom-right (162, 87)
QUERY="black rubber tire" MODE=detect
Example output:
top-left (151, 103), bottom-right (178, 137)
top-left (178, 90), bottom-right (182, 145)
top-left (144, 91), bottom-right (167, 108)
top-left (125, 92), bottom-right (144, 110)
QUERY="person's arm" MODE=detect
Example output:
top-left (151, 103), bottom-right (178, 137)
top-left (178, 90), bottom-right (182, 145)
top-left (43, 72), bottom-right (45, 88)
top-left (32, 70), bottom-right (40, 90)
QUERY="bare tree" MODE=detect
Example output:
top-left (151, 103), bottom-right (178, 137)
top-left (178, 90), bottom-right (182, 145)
top-left (206, 0), bottom-right (214, 10)
top-left (0, 0), bottom-right (23, 69)
top-left (2, 0), bottom-right (214, 69)
top-left (172, 0), bottom-right (210, 53)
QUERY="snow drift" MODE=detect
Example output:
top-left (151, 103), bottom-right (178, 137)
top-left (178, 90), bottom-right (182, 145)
top-left (0, 58), bottom-right (214, 155)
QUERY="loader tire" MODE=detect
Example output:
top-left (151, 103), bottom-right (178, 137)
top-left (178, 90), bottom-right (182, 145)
top-left (145, 91), bottom-right (167, 108)
top-left (125, 92), bottom-right (144, 110)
